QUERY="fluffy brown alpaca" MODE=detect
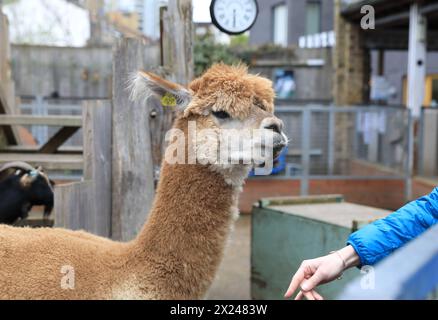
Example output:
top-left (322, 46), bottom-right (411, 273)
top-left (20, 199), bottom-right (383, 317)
top-left (0, 64), bottom-right (287, 299)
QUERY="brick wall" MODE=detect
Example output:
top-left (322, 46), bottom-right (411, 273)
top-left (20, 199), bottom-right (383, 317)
top-left (239, 178), bottom-right (437, 214)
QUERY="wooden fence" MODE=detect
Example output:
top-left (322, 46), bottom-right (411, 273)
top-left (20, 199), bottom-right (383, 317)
top-left (0, 9), bottom-right (20, 147)
top-left (54, 0), bottom-right (193, 241)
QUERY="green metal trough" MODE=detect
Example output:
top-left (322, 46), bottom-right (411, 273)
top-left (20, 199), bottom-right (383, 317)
top-left (251, 195), bottom-right (392, 300)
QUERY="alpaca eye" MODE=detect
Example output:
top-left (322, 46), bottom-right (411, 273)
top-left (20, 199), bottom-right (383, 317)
top-left (212, 111), bottom-right (231, 119)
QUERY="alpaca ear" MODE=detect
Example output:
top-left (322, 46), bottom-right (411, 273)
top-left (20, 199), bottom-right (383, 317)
top-left (129, 71), bottom-right (192, 111)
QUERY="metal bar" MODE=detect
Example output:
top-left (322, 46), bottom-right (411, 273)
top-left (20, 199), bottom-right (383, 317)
top-left (375, 11), bottom-right (409, 27)
top-left (300, 109), bottom-right (311, 196)
top-left (276, 105), bottom-right (406, 113)
top-left (407, 3), bottom-right (427, 118)
top-left (353, 111), bottom-right (360, 160)
top-left (420, 2), bottom-right (438, 15)
top-left (405, 110), bottom-right (414, 202)
top-left (339, 223), bottom-right (438, 300)
top-left (418, 108), bottom-right (425, 176)
top-left (328, 107), bottom-right (335, 175)
top-left (250, 175), bottom-right (406, 181)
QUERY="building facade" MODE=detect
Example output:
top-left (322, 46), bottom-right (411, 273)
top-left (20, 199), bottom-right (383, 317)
top-left (249, 0), bottom-right (438, 107)
top-left (249, 0), bottom-right (334, 47)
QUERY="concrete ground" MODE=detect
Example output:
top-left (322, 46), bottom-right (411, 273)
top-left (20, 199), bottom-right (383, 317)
top-left (206, 215), bottom-right (251, 300)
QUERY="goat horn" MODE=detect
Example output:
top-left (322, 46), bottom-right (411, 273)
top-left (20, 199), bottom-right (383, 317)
top-left (0, 161), bottom-right (36, 174)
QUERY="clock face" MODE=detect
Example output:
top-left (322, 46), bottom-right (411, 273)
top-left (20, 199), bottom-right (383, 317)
top-left (210, 0), bottom-right (259, 35)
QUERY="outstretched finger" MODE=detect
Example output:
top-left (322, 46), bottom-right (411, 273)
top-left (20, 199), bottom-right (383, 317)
top-left (284, 268), bottom-right (306, 298)
top-left (312, 290), bottom-right (324, 300)
top-left (294, 291), bottom-right (304, 300)
top-left (302, 290), bottom-right (315, 300)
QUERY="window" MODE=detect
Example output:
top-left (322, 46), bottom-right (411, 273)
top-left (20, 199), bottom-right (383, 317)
top-left (306, 1), bottom-right (321, 35)
top-left (273, 4), bottom-right (288, 47)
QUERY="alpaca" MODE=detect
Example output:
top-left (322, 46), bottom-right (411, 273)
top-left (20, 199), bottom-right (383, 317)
top-left (0, 64), bottom-right (287, 299)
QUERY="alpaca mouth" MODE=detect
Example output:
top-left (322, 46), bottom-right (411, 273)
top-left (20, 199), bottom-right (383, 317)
top-left (273, 145), bottom-right (284, 159)
top-left (273, 139), bottom-right (287, 158)
top-left (255, 143), bottom-right (286, 168)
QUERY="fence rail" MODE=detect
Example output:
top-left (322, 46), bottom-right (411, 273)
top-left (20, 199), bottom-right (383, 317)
top-left (418, 107), bottom-right (438, 179)
top-left (270, 105), bottom-right (414, 201)
top-left (339, 223), bottom-right (438, 300)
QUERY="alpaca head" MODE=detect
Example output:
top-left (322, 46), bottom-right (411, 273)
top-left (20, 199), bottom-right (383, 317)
top-left (131, 63), bottom-right (288, 178)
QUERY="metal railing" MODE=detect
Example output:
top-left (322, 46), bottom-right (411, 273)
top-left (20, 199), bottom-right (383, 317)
top-left (418, 107), bottom-right (438, 179)
top-left (263, 105), bottom-right (414, 202)
top-left (339, 223), bottom-right (438, 300)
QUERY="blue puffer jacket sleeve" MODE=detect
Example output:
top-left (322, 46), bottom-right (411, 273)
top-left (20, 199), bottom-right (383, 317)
top-left (347, 187), bottom-right (438, 266)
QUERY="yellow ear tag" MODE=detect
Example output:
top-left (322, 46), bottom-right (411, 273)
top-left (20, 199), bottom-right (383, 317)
top-left (161, 92), bottom-right (177, 107)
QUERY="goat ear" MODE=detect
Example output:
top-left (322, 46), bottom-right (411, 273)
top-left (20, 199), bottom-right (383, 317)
top-left (129, 71), bottom-right (192, 111)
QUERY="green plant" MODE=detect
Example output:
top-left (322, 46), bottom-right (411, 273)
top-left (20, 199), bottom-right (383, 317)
top-left (194, 31), bottom-right (241, 76)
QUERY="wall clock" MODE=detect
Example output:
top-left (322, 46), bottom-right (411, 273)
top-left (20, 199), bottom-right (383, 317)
top-left (210, 0), bottom-right (259, 35)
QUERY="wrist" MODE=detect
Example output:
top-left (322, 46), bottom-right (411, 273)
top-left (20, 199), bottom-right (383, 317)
top-left (337, 245), bottom-right (360, 269)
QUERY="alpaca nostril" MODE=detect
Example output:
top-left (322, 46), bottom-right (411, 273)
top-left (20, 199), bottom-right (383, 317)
top-left (264, 123), bottom-right (281, 134)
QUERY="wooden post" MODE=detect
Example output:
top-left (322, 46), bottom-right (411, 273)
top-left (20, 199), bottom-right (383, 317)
top-left (162, 0), bottom-right (194, 85)
top-left (83, 100), bottom-right (112, 237)
top-left (111, 38), bottom-right (155, 241)
top-left (0, 11), bottom-right (20, 146)
top-left (148, 0), bottom-right (194, 173)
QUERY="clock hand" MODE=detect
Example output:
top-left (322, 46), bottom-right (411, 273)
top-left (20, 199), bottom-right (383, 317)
top-left (233, 9), bottom-right (236, 28)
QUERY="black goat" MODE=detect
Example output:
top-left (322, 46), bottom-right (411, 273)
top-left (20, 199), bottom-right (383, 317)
top-left (0, 162), bottom-right (55, 225)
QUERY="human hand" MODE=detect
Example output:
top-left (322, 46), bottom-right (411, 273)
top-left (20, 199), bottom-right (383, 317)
top-left (284, 245), bottom-right (359, 300)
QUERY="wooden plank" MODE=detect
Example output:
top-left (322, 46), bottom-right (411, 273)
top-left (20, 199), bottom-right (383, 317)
top-left (0, 13), bottom-right (20, 146)
top-left (0, 153), bottom-right (83, 170)
top-left (111, 38), bottom-right (155, 241)
top-left (82, 100), bottom-right (112, 237)
top-left (54, 181), bottom-right (93, 231)
top-left (1, 145), bottom-right (83, 154)
top-left (288, 148), bottom-right (322, 156)
top-left (39, 126), bottom-right (81, 154)
top-left (0, 83), bottom-right (18, 145)
top-left (0, 115), bottom-right (82, 126)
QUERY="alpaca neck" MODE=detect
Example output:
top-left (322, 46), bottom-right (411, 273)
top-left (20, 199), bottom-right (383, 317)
top-left (134, 160), bottom-right (246, 298)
